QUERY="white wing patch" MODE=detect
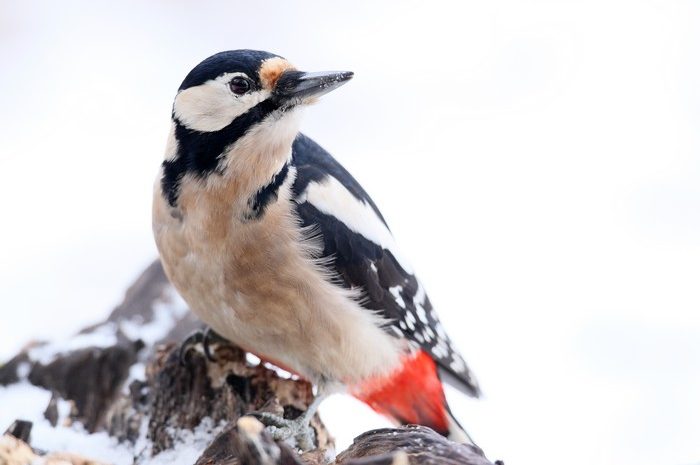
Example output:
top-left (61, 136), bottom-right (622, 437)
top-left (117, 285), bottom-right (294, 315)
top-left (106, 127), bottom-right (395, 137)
top-left (301, 175), bottom-right (413, 273)
top-left (389, 285), bottom-right (406, 308)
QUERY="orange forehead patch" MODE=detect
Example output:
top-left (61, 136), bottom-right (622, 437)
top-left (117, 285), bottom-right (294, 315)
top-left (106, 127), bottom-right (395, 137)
top-left (259, 57), bottom-right (295, 90)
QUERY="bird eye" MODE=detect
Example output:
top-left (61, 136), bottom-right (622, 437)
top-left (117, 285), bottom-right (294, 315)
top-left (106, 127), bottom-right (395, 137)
top-left (229, 77), bottom-right (251, 95)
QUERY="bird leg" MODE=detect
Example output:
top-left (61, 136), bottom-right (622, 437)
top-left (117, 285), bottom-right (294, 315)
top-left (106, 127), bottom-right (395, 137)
top-left (179, 327), bottom-right (327, 450)
top-left (250, 391), bottom-right (326, 451)
top-left (179, 326), bottom-right (229, 365)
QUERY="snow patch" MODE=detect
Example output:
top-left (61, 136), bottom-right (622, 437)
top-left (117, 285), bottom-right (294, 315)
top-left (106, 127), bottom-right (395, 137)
top-left (121, 362), bottom-right (147, 395)
top-left (28, 324), bottom-right (119, 365)
top-left (147, 418), bottom-right (226, 465)
top-left (16, 362), bottom-right (31, 379)
top-left (0, 382), bottom-right (228, 465)
top-left (120, 286), bottom-right (189, 345)
top-left (24, 286), bottom-right (189, 366)
top-left (246, 353), bottom-right (262, 366)
top-left (128, 363), bottom-right (146, 383)
top-left (55, 397), bottom-right (73, 425)
top-left (263, 362), bottom-right (297, 380)
top-left (0, 383), bottom-right (134, 465)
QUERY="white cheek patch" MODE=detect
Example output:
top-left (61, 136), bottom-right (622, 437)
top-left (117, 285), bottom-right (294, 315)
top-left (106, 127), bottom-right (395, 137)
top-left (301, 176), bottom-right (413, 273)
top-left (173, 73), bottom-right (271, 132)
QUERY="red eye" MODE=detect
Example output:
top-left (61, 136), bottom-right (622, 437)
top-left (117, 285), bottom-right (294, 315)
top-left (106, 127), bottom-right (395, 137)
top-left (229, 77), bottom-right (251, 95)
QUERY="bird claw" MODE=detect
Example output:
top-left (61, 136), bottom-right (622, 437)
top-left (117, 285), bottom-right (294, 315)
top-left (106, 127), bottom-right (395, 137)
top-left (179, 330), bottom-right (204, 365)
top-left (247, 412), bottom-right (316, 451)
top-left (179, 327), bottom-right (229, 365)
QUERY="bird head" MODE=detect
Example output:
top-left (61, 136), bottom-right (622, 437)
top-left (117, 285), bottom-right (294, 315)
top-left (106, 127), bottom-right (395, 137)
top-left (171, 49), bottom-right (352, 146)
top-left (161, 50), bottom-right (353, 207)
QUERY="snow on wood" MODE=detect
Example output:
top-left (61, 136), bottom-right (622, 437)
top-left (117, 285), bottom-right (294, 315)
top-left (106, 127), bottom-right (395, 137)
top-left (0, 260), bottom-right (497, 465)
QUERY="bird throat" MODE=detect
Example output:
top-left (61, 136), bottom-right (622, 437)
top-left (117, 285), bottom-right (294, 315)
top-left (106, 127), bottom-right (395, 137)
top-left (161, 98), bottom-right (280, 207)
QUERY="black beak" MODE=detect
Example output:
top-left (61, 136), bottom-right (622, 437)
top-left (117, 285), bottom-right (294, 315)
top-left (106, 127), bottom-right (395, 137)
top-left (274, 70), bottom-right (354, 104)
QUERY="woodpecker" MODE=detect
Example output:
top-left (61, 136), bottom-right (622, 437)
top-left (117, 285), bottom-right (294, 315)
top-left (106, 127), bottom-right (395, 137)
top-left (152, 50), bottom-right (481, 448)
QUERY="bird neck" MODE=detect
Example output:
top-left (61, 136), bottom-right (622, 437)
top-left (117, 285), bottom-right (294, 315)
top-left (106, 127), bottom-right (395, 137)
top-left (160, 109), bottom-right (300, 209)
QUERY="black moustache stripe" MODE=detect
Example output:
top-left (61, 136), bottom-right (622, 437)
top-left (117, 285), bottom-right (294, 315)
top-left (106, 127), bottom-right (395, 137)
top-left (161, 97), bottom-right (280, 207)
top-left (244, 162), bottom-right (290, 221)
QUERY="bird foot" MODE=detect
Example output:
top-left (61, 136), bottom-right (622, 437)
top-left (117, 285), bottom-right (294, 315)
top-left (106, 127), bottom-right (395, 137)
top-left (248, 412), bottom-right (316, 451)
top-left (179, 327), bottom-right (229, 365)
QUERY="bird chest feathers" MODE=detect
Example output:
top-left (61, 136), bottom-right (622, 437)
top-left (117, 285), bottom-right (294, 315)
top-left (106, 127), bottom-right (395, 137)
top-left (153, 168), bottom-right (403, 385)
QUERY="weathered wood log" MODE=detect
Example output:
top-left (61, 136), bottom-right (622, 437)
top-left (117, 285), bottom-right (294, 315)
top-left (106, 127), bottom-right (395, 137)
top-left (0, 260), bottom-right (498, 465)
top-left (335, 426), bottom-right (493, 465)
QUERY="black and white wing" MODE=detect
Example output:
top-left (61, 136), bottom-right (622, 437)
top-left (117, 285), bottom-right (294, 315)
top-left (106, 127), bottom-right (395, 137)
top-left (289, 133), bottom-right (480, 397)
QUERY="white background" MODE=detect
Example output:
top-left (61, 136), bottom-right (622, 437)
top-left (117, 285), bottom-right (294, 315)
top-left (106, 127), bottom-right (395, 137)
top-left (1, 1), bottom-right (699, 464)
